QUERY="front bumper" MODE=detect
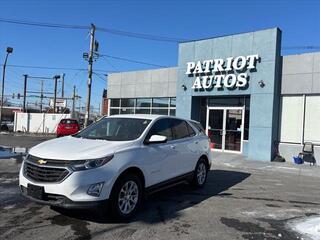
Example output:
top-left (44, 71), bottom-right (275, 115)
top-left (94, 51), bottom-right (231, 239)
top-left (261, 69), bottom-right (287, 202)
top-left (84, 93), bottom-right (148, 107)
top-left (19, 161), bottom-right (116, 203)
top-left (20, 186), bottom-right (107, 209)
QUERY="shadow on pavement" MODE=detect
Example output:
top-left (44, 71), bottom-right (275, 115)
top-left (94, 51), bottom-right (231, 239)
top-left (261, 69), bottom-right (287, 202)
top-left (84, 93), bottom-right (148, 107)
top-left (51, 169), bottom-right (251, 224)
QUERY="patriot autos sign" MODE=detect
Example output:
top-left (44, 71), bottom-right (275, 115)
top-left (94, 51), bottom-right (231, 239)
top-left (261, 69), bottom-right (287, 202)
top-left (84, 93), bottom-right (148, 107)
top-left (186, 54), bottom-right (260, 90)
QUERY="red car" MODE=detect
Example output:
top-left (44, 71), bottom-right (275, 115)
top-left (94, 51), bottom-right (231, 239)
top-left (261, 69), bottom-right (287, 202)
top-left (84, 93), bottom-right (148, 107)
top-left (56, 118), bottom-right (80, 137)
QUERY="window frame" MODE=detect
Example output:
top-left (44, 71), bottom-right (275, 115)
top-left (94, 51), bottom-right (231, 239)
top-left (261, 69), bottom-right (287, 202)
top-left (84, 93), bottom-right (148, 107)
top-left (109, 97), bottom-right (176, 116)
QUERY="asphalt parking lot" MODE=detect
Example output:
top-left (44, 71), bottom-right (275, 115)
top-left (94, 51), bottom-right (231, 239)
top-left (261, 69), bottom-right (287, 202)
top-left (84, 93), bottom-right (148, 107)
top-left (1, 134), bottom-right (320, 240)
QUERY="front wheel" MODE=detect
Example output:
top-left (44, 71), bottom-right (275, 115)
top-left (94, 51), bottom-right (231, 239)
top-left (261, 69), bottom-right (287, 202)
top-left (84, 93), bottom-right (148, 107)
top-left (191, 159), bottom-right (209, 188)
top-left (109, 174), bottom-right (143, 221)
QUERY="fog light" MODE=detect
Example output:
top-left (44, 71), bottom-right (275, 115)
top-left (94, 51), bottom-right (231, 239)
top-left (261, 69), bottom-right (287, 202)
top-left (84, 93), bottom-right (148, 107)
top-left (87, 182), bottom-right (104, 197)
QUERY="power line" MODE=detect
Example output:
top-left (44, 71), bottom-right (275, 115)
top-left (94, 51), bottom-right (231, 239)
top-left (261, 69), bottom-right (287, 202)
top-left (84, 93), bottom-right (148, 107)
top-left (0, 18), bottom-right (89, 30)
top-left (1, 18), bottom-right (320, 47)
top-left (92, 72), bottom-right (107, 83)
top-left (96, 26), bottom-right (185, 43)
top-left (99, 54), bottom-right (168, 68)
top-left (1, 64), bottom-right (110, 74)
top-left (282, 46), bottom-right (320, 50)
top-left (0, 17), bottom-right (185, 43)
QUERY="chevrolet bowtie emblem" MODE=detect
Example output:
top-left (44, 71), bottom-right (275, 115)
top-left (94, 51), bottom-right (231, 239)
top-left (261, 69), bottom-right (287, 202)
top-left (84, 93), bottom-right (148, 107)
top-left (37, 159), bottom-right (47, 165)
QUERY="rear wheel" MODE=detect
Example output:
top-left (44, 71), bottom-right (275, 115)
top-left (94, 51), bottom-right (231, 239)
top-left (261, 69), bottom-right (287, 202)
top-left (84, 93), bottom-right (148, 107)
top-left (109, 173), bottom-right (143, 221)
top-left (191, 158), bottom-right (208, 188)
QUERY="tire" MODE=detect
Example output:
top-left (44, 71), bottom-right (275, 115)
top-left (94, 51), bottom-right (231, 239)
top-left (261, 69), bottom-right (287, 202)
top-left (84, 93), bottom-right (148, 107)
top-left (109, 173), bottom-right (143, 221)
top-left (191, 158), bottom-right (209, 189)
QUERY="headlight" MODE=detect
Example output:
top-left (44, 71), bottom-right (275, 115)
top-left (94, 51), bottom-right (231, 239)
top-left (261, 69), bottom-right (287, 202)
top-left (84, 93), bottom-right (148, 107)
top-left (70, 155), bottom-right (114, 171)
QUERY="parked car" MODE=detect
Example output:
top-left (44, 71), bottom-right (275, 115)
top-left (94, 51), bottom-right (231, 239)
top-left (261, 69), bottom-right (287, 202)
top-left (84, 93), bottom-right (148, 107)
top-left (1, 121), bottom-right (14, 132)
top-left (19, 115), bottom-right (212, 220)
top-left (56, 118), bottom-right (80, 137)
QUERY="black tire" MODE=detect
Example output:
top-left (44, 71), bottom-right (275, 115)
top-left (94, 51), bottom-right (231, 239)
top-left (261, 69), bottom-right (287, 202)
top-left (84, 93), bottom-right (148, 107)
top-left (109, 173), bottom-right (143, 221)
top-left (190, 158), bottom-right (209, 189)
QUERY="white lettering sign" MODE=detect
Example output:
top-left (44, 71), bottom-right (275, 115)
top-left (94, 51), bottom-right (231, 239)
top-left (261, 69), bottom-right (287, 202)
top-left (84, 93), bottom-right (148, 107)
top-left (186, 54), bottom-right (259, 90)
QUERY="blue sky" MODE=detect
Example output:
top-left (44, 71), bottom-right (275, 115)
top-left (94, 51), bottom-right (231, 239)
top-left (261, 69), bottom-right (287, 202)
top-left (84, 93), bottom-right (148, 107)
top-left (0, 0), bottom-right (319, 112)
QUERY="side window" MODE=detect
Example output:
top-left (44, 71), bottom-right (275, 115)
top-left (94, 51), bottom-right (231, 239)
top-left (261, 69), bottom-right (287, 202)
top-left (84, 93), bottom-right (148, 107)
top-left (186, 122), bottom-right (196, 136)
top-left (146, 118), bottom-right (173, 141)
top-left (171, 119), bottom-right (190, 140)
top-left (190, 121), bottom-right (206, 134)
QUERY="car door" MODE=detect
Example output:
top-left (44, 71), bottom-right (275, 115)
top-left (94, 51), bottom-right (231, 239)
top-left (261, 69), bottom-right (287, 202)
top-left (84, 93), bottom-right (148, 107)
top-left (142, 118), bottom-right (178, 186)
top-left (170, 119), bottom-right (199, 176)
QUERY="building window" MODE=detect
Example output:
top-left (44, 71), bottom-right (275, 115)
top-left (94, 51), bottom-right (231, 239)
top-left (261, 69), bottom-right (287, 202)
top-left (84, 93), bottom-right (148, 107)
top-left (121, 98), bottom-right (135, 108)
top-left (109, 97), bottom-right (176, 116)
top-left (304, 96), bottom-right (320, 144)
top-left (153, 98), bottom-right (169, 108)
top-left (136, 98), bottom-right (151, 108)
top-left (110, 99), bottom-right (120, 107)
top-left (280, 96), bottom-right (304, 143)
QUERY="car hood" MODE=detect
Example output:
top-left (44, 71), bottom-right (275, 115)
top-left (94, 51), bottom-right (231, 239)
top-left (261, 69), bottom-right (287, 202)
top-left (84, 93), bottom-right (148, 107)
top-left (28, 136), bottom-right (136, 160)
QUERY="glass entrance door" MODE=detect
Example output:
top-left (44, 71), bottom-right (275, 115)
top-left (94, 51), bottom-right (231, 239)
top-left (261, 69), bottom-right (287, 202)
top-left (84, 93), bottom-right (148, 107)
top-left (225, 109), bottom-right (243, 151)
top-left (206, 107), bottom-right (244, 153)
top-left (207, 109), bottom-right (224, 150)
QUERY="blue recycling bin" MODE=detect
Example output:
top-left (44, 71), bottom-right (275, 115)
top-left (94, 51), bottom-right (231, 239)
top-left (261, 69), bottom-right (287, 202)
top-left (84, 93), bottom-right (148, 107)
top-left (293, 156), bottom-right (303, 164)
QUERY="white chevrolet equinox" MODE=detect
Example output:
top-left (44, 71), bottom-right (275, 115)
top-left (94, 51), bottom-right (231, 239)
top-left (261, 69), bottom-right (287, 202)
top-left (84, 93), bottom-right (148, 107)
top-left (19, 115), bottom-right (212, 219)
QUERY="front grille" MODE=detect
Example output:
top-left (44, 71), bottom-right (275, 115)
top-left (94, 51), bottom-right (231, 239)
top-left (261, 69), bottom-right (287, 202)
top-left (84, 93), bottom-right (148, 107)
top-left (27, 155), bottom-right (85, 167)
top-left (24, 162), bottom-right (69, 183)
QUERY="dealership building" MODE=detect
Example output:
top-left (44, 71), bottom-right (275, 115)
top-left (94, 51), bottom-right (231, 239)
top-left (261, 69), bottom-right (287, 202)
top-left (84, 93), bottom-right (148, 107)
top-left (107, 28), bottom-right (320, 162)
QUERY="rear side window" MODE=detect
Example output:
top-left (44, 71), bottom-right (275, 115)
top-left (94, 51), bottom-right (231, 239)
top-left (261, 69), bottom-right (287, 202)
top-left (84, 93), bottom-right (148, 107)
top-left (60, 119), bottom-right (78, 124)
top-left (171, 119), bottom-right (190, 140)
top-left (186, 122), bottom-right (196, 136)
top-left (146, 118), bottom-right (173, 141)
top-left (190, 121), bottom-right (205, 134)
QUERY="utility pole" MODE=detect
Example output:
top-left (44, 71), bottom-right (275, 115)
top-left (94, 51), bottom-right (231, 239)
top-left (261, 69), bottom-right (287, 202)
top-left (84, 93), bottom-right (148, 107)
top-left (84, 24), bottom-right (95, 128)
top-left (23, 74), bottom-right (28, 112)
top-left (40, 80), bottom-right (44, 112)
top-left (72, 85), bottom-right (76, 118)
top-left (53, 75), bottom-right (60, 113)
top-left (61, 73), bottom-right (65, 98)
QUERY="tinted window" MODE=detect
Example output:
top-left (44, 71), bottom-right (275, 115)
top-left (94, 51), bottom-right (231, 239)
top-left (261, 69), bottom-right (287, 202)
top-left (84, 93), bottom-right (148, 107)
top-left (152, 98), bottom-right (169, 108)
top-left (146, 118), bottom-right (172, 141)
top-left (136, 98), bottom-right (151, 108)
top-left (110, 99), bottom-right (120, 107)
top-left (151, 108), bottom-right (168, 115)
top-left (74, 118), bottom-right (151, 141)
top-left (110, 108), bottom-right (120, 115)
top-left (190, 121), bottom-right (206, 134)
top-left (121, 98), bottom-right (135, 108)
top-left (60, 119), bottom-right (78, 124)
top-left (186, 122), bottom-right (196, 136)
top-left (171, 119), bottom-right (190, 140)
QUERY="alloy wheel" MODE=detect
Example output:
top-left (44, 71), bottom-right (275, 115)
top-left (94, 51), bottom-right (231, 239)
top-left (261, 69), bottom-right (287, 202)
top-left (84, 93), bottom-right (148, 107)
top-left (197, 162), bottom-right (207, 185)
top-left (118, 180), bottom-right (139, 215)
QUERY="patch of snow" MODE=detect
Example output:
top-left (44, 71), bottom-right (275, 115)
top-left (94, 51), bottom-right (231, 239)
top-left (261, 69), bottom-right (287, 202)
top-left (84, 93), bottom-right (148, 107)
top-left (3, 204), bottom-right (16, 210)
top-left (292, 216), bottom-right (320, 240)
top-left (223, 163), bottom-right (235, 168)
top-left (276, 166), bottom-right (299, 171)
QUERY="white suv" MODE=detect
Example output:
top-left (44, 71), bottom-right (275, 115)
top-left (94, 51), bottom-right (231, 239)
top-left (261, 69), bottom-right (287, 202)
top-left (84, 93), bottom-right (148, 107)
top-left (19, 115), bottom-right (212, 219)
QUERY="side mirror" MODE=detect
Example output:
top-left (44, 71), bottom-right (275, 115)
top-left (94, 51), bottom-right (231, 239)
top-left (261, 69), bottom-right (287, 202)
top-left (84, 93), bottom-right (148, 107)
top-left (145, 135), bottom-right (167, 144)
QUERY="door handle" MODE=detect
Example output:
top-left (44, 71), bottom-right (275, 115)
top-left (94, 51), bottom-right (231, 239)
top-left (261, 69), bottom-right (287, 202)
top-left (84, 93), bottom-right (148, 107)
top-left (170, 145), bottom-right (176, 149)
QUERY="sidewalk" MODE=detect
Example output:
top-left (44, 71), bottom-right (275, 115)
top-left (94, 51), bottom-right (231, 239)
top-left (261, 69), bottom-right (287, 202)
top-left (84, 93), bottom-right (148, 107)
top-left (212, 152), bottom-right (320, 178)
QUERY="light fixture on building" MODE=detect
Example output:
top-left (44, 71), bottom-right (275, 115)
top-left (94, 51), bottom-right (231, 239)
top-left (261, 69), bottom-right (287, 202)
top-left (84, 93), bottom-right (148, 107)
top-left (181, 84), bottom-right (187, 91)
top-left (258, 80), bottom-right (265, 88)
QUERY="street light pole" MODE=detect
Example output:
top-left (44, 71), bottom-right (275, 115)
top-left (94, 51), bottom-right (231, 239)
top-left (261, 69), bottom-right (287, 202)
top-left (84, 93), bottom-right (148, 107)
top-left (0, 47), bottom-right (13, 128)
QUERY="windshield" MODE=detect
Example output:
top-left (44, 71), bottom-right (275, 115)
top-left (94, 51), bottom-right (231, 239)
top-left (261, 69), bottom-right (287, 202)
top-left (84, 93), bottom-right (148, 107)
top-left (74, 117), bottom-right (151, 141)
